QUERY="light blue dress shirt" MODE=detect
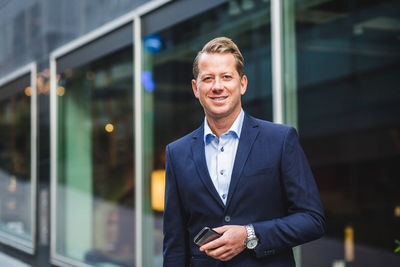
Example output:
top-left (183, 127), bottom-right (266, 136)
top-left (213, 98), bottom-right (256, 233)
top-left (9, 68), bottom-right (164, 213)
top-left (204, 109), bottom-right (244, 205)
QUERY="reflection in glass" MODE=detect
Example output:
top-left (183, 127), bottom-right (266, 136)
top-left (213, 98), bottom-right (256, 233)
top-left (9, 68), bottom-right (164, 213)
top-left (0, 74), bottom-right (33, 245)
top-left (288, 0), bottom-right (400, 266)
top-left (56, 46), bottom-right (135, 266)
top-left (142, 1), bottom-right (272, 266)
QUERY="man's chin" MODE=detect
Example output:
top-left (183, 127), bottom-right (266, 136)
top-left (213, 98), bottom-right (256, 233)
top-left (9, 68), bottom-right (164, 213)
top-left (205, 110), bottom-right (232, 120)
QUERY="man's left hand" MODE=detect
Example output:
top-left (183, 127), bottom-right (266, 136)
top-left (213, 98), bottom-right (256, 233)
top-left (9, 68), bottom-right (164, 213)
top-left (199, 225), bottom-right (247, 261)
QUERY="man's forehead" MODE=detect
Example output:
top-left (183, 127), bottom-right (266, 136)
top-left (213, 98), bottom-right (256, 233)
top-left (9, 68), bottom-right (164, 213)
top-left (198, 52), bottom-right (235, 61)
top-left (197, 53), bottom-right (236, 70)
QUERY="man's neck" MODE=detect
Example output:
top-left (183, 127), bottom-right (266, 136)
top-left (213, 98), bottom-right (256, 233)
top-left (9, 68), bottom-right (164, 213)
top-left (206, 109), bottom-right (241, 137)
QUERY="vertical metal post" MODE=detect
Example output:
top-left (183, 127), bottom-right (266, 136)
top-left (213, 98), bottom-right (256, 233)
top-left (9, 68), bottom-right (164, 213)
top-left (271, 0), bottom-right (284, 124)
top-left (272, 1), bottom-right (301, 265)
top-left (282, 0), bottom-right (298, 130)
top-left (49, 56), bottom-right (57, 261)
top-left (134, 14), bottom-right (143, 267)
top-left (283, 0), bottom-right (300, 263)
top-left (30, 62), bottom-right (38, 254)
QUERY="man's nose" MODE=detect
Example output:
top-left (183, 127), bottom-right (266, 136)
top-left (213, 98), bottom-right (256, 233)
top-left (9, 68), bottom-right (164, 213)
top-left (212, 78), bottom-right (223, 91)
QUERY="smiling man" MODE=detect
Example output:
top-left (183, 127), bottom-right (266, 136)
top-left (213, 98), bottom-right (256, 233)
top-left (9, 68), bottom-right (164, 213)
top-left (163, 37), bottom-right (325, 267)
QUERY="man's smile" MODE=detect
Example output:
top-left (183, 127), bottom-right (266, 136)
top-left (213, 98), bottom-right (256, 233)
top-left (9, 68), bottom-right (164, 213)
top-left (209, 96), bottom-right (228, 101)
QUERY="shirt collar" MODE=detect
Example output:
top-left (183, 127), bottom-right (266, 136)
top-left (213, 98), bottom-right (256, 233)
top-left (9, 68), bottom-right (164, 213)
top-left (204, 109), bottom-right (245, 144)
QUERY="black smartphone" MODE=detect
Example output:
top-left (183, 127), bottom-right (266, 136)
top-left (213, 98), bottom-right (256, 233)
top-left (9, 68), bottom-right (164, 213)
top-left (194, 227), bottom-right (222, 247)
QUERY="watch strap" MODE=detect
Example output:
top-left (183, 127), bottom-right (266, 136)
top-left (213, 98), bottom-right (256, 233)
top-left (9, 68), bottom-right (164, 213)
top-left (245, 224), bottom-right (256, 239)
top-left (245, 224), bottom-right (258, 249)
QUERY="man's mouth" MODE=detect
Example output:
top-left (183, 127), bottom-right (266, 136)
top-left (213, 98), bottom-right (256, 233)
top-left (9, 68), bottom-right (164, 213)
top-left (210, 96), bottom-right (228, 101)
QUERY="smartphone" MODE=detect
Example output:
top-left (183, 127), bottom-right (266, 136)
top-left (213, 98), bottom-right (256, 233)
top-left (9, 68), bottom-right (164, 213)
top-left (194, 227), bottom-right (222, 247)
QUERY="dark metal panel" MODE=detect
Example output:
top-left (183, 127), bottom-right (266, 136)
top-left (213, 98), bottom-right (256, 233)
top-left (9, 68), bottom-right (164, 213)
top-left (142, 0), bottom-right (228, 36)
top-left (57, 22), bottom-right (133, 73)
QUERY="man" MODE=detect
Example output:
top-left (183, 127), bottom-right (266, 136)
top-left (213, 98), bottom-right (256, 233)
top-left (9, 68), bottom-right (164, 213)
top-left (163, 37), bottom-right (325, 267)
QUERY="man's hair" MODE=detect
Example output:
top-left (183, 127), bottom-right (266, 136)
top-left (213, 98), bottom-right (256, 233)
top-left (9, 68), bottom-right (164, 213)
top-left (193, 37), bottom-right (245, 79)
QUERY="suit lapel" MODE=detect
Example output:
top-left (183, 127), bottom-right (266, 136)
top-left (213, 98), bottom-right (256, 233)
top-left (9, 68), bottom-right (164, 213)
top-left (225, 114), bottom-right (259, 210)
top-left (191, 124), bottom-right (225, 208)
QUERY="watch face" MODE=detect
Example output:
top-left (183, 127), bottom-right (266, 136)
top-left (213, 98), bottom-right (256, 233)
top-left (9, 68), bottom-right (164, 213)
top-left (247, 239), bottom-right (258, 249)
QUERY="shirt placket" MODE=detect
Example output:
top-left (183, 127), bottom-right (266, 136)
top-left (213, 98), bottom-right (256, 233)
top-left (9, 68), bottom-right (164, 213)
top-left (218, 135), bottom-right (230, 203)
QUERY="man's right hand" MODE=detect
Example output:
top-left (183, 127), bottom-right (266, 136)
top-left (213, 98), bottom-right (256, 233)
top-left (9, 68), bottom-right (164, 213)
top-left (200, 225), bottom-right (247, 261)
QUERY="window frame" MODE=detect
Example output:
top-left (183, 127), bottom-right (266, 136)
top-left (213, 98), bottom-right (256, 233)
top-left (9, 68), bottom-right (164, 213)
top-left (50, 21), bottom-right (134, 267)
top-left (0, 62), bottom-right (38, 254)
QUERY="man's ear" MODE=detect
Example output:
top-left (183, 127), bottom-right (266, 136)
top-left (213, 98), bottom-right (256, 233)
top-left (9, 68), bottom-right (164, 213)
top-left (240, 75), bottom-right (248, 95)
top-left (192, 79), bottom-right (199, 99)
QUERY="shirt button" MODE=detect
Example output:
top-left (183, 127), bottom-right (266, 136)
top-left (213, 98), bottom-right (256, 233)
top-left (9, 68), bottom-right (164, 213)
top-left (220, 147), bottom-right (224, 152)
top-left (224, 215), bottom-right (231, 222)
top-left (220, 170), bottom-right (224, 175)
top-left (222, 194), bottom-right (227, 199)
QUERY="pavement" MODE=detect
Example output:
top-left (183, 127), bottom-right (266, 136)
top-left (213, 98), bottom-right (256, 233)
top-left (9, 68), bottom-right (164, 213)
top-left (0, 251), bottom-right (30, 267)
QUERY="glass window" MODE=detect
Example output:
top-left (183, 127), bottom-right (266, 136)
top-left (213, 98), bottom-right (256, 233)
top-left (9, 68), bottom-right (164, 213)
top-left (0, 69), bottom-right (36, 253)
top-left (54, 45), bottom-right (135, 266)
top-left (286, 0), bottom-right (400, 266)
top-left (142, 1), bottom-right (272, 266)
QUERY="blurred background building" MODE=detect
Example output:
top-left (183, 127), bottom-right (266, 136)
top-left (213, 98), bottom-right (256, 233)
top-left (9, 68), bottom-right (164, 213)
top-left (0, 0), bottom-right (399, 266)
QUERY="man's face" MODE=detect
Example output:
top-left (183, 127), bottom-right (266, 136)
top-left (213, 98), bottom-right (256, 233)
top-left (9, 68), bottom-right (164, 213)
top-left (192, 53), bottom-right (247, 121)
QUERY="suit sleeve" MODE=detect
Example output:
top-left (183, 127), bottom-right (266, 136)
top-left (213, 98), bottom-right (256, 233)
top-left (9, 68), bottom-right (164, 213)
top-left (252, 127), bottom-right (326, 258)
top-left (163, 145), bottom-right (190, 267)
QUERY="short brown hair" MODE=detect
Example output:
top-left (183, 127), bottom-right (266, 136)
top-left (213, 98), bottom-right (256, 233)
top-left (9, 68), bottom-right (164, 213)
top-left (193, 37), bottom-right (245, 79)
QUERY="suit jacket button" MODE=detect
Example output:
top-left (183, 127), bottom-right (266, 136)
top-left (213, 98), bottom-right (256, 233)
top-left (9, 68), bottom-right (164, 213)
top-left (224, 216), bottom-right (231, 222)
top-left (264, 249), bottom-right (275, 256)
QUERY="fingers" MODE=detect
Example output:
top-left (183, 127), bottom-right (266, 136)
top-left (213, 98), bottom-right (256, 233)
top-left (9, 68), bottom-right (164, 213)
top-left (199, 226), bottom-right (229, 251)
top-left (206, 247), bottom-right (235, 261)
top-left (204, 241), bottom-right (244, 261)
top-left (217, 249), bottom-right (237, 261)
top-left (212, 225), bottom-right (228, 235)
top-left (200, 237), bottom-right (224, 251)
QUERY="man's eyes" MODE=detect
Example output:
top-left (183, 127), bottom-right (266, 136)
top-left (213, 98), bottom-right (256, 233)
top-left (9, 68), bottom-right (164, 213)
top-left (201, 75), bottom-right (232, 81)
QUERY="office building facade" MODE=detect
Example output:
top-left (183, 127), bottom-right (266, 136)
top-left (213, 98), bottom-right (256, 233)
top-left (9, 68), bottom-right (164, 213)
top-left (0, 0), bottom-right (399, 266)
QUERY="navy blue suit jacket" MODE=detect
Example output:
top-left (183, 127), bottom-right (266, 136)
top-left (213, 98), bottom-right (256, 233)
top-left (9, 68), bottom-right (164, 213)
top-left (163, 114), bottom-right (325, 267)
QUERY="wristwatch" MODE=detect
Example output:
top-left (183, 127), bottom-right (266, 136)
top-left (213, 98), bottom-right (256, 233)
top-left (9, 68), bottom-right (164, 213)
top-left (245, 224), bottom-right (259, 249)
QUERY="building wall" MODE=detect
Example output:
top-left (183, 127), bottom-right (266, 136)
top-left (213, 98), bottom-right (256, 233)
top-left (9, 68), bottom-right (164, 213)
top-left (0, 0), bottom-right (399, 266)
top-left (0, 0), bottom-right (149, 77)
